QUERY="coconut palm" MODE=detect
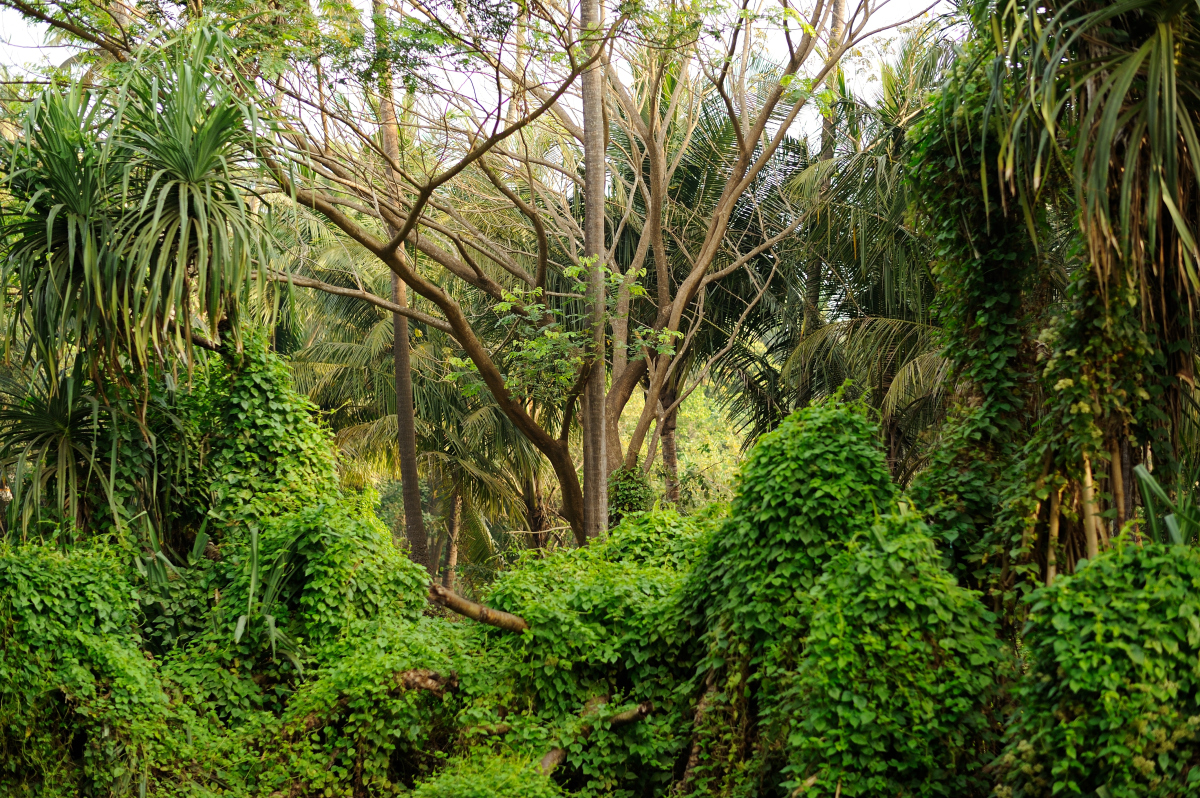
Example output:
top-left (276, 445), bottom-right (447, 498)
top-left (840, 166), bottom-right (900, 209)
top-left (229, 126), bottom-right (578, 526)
top-left (269, 210), bottom-right (553, 576)
top-left (714, 26), bottom-right (952, 477)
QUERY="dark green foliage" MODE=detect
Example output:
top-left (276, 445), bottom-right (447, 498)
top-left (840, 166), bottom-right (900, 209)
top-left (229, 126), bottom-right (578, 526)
top-left (996, 543), bottom-right (1200, 797)
top-left (783, 518), bottom-right (1002, 797)
top-left (607, 466), bottom-right (655, 527)
top-left (0, 543), bottom-right (168, 796)
top-left (906, 44), bottom-right (1044, 591)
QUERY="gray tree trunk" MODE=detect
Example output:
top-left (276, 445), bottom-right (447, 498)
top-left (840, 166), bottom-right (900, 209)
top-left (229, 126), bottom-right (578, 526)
top-left (805, 0), bottom-right (847, 338)
top-left (375, 0), bottom-right (430, 572)
top-left (660, 387), bottom-right (680, 503)
top-left (442, 489), bottom-right (461, 590)
top-left (581, 0), bottom-right (608, 538)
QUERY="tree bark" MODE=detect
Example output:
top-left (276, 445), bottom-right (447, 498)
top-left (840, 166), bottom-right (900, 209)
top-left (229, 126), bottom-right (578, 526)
top-left (392, 270), bottom-right (429, 571)
top-left (1082, 456), bottom-right (1100, 560)
top-left (443, 489), bottom-right (461, 591)
top-left (1110, 439), bottom-right (1125, 533)
top-left (538, 698), bottom-right (650, 775)
top-left (428, 583), bottom-right (529, 632)
top-left (374, 0), bottom-right (430, 574)
top-left (1045, 488), bottom-right (1061, 586)
top-left (805, 0), bottom-right (846, 340)
top-left (581, 0), bottom-right (608, 538)
top-left (660, 388), bottom-right (680, 503)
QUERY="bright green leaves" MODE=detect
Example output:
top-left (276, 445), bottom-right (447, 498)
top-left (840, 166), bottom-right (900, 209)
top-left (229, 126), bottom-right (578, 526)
top-left (0, 543), bottom-right (169, 796)
top-left (199, 334), bottom-right (339, 528)
top-left (997, 543), bottom-right (1200, 798)
top-left (410, 751), bottom-right (563, 798)
top-left (691, 398), bottom-right (896, 647)
top-left (0, 31), bottom-right (259, 380)
top-left (783, 519), bottom-right (1002, 797)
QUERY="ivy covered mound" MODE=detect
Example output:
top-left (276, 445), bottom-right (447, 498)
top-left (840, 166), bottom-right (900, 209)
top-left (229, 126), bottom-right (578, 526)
top-left (996, 543), bottom-right (1200, 798)
top-left (783, 520), bottom-right (1002, 797)
top-left (7, 371), bottom-right (1198, 797)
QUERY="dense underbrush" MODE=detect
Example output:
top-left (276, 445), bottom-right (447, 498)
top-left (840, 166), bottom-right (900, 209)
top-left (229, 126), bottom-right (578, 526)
top-left (3, 347), bottom-right (1200, 796)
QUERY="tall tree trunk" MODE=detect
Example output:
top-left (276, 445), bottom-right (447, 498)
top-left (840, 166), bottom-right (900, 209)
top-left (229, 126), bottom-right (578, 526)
top-left (660, 388), bottom-right (680, 503)
top-left (375, 0), bottom-right (429, 572)
top-left (581, 0), bottom-right (608, 538)
top-left (392, 272), bottom-right (430, 572)
top-left (442, 489), bottom-right (461, 590)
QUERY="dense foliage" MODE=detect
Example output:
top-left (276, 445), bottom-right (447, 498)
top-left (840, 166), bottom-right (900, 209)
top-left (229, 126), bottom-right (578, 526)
top-left (4, 0), bottom-right (1200, 795)
top-left (997, 543), bottom-right (1200, 797)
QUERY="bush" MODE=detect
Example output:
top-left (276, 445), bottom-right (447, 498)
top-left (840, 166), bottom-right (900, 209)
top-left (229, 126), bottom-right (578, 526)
top-left (194, 336), bottom-right (339, 529)
top-left (477, 507), bottom-right (718, 795)
top-left (409, 752), bottom-right (563, 798)
top-left (995, 543), bottom-right (1200, 797)
top-left (784, 517), bottom-right (1001, 797)
top-left (0, 543), bottom-right (169, 797)
top-left (608, 467), bottom-right (656, 527)
top-left (691, 399), bottom-right (897, 649)
top-left (681, 399), bottom-right (899, 795)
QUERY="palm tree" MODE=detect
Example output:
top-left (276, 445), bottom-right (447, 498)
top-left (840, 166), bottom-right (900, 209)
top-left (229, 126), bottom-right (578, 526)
top-left (1, 32), bottom-right (257, 381)
top-left (269, 209), bottom-right (552, 577)
top-left (713, 26), bottom-right (952, 476)
top-left (0, 31), bottom-right (259, 536)
top-left (987, 0), bottom-right (1200, 480)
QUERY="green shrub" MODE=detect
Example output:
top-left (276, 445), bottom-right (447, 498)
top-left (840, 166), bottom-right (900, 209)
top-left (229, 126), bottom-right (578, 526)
top-left (681, 399), bottom-right (898, 795)
top-left (690, 399), bottom-right (897, 649)
top-left (478, 507), bottom-right (717, 795)
top-left (608, 467), bottom-right (655, 527)
top-left (409, 751), bottom-right (563, 798)
top-left (194, 336), bottom-right (339, 529)
top-left (256, 615), bottom-right (468, 796)
top-left (996, 543), bottom-right (1200, 798)
top-left (0, 543), bottom-right (169, 797)
top-left (784, 517), bottom-right (1001, 797)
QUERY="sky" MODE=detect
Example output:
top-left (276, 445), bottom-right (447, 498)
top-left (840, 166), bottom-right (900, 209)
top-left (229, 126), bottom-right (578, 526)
top-left (0, 0), bottom-right (954, 79)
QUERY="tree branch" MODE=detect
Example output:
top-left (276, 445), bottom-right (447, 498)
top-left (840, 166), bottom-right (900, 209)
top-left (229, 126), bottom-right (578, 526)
top-left (539, 699), bottom-right (651, 775)
top-left (269, 272), bottom-right (456, 335)
top-left (428, 583), bottom-right (529, 632)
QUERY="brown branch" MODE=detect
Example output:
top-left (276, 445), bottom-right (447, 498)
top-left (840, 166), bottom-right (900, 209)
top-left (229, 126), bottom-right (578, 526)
top-left (395, 668), bottom-right (458, 697)
top-left (428, 582), bottom-right (529, 633)
top-left (539, 699), bottom-right (651, 775)
top-left (269, 272), bottom-right (455, 335)
top-left (167, 319), bottom-right (221, 353)
top-left (0, 0), bottom-right (130, 62)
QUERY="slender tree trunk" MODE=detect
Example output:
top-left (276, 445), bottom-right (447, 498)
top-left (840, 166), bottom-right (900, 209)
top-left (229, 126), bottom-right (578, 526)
top-left (374, 0), bottom-right (429, 573)
top-left (660, 388), bottom-right (680, 503)
top-left (1110, 439), bottom-right (1125, 533)
top-left (1045, 489), bottom-right (1060, 586)
top-left (393, 272), bottom-right (430, 572)
top-left (1082, 456), bottom-right (1100, 560)
top-left (581, 0), bottom-right (608, 538)
top-left (443, 489), bottom-right (461, 590)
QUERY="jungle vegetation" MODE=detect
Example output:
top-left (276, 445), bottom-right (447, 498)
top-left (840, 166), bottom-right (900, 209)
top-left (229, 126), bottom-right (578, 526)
top-left (1, 0), bottom-right (1200, 796)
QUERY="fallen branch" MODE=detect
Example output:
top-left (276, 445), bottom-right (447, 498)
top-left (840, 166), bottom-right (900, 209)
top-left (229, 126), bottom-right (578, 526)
top-left (538, 699), bottom-right (651, 775)
top-left (428, 583), bottom-right (529, 633)
top-left (395, 668), bottom-right (458, 697)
